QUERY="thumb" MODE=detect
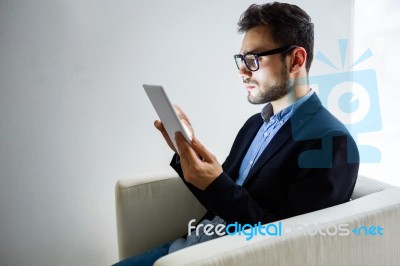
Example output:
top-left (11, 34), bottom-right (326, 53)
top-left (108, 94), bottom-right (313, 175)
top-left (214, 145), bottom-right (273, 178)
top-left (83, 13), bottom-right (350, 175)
top-left (191, 137), bottom-right (214, 163)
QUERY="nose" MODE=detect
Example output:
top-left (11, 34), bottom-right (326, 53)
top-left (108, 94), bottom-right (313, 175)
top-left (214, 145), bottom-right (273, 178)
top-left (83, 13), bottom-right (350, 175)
top-left (237, 64), bottom-right (252, 80)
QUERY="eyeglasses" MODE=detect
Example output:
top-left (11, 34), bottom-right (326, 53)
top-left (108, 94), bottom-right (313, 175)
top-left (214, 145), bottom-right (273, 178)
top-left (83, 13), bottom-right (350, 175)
top-left (234, 45), bottom-right (297, 72)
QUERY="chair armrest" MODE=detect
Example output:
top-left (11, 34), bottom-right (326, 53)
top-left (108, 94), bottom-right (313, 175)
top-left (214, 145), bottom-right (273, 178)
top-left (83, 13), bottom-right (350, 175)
top-left (115, 173), bottom-right (206, 260)
top-left (352, 175), bottom-right (395, 199)
top-left (155, 187), bottom-right (400, 266)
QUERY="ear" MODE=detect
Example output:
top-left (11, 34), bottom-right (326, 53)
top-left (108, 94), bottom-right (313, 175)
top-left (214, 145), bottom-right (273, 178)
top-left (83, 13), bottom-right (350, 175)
top-left (289, 47), bottom-right (307, 74)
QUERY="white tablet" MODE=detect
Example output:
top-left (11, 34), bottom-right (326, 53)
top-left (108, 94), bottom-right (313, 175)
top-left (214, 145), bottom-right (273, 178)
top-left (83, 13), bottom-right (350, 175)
top-left (143, 84), bottom-right (193, 151)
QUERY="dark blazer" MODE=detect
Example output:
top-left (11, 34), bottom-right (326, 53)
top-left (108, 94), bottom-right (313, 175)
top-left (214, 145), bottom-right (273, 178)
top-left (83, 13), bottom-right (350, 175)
top-left (171, 92), bottom-right (359, 225)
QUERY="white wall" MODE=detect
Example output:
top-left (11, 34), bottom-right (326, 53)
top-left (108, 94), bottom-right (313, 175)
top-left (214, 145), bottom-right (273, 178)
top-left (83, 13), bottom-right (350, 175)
top-left (0, 1), bottom-right (354, 265)
top-left (353, 0), bottom-right (400, 186)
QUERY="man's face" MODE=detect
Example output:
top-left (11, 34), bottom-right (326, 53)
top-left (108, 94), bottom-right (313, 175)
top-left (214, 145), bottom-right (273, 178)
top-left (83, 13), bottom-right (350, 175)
top-left (238, 25), bottom-right (293, 104)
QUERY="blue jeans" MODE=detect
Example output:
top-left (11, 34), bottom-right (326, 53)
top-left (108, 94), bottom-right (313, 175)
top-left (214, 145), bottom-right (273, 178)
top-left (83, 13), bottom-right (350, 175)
top-left (112, 242), bottom-right (171, 266)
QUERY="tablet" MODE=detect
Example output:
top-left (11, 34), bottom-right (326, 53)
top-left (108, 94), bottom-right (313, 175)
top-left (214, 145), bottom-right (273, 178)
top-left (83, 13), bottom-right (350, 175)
top-left (143, 84), bottom-right (193, 151)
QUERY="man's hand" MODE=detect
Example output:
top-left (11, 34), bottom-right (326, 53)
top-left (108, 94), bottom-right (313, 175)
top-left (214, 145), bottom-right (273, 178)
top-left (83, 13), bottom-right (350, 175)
top-left (175, 132), bottom-right (223, 191)
top-left (154, 105), bottom-right (193, 153)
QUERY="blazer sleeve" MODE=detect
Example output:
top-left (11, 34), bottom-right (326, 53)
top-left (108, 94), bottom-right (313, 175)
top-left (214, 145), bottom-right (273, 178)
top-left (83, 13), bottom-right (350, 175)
top-left (171, 130), bottom-right (359, 225)
top-left (202, 131), bottom-right (359, 225)
top-left (170, 155), bottom-right (282, 224)
top-left (169, 113), bottom-right (261, 212)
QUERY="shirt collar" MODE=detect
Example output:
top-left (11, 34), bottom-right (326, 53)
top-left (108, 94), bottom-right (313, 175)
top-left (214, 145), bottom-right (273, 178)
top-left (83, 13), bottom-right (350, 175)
top-left (261, 89), bottom-right (314, 123)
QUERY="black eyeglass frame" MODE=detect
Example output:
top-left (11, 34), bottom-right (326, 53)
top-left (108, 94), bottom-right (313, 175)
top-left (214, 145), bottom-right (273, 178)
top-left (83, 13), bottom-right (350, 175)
top-left (234, 45), bottom-right (298, 72)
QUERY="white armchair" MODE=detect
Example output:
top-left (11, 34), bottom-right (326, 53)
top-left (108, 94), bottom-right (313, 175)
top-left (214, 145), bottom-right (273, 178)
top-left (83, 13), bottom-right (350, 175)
top-left (115, 173), bottom-right (400, 265)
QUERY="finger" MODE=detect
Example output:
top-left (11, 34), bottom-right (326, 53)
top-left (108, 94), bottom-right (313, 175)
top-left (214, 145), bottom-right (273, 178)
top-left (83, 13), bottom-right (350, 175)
top-left (154, 120), bottom-right (163, 131)
top-left (175, 132), bottom-right (199, 163)
top-left (173, 105), bottom-right (191, 125)
top-left (191, 137), bottom-right (215, 163)
top-left (175, 132), bottom-right (190, 167)
top-left (154, 120), bottom-right (168, 138)
top-left (181, 118), bottom-right (194, 139)
top-left (155, 120), bottom-right (177, 153)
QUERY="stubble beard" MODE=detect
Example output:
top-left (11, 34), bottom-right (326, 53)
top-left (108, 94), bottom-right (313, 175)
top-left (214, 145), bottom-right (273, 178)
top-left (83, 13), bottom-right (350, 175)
top-left (246, 65), bottom-right (294, 104)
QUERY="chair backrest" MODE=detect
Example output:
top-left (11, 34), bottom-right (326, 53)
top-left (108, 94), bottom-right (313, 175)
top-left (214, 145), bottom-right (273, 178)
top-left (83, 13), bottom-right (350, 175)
top-left (115, 174), bottom-right (206, 260)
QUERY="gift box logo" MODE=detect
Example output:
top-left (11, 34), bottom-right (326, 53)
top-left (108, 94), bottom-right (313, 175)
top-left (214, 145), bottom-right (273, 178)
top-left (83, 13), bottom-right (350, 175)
top-left (297, 39), bottom-right (382, 167)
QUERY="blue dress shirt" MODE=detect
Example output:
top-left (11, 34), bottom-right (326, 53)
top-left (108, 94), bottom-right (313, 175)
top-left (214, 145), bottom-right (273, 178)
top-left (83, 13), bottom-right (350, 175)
top-left (236, 90), bottom-right (313, 185)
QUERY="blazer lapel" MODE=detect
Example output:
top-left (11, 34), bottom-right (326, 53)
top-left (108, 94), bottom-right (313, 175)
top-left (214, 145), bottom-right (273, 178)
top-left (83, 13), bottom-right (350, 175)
top-left (242, 123), bottom-right (292, 186)
top-left (225, 117), bottom-right (263, 178)
top-left (242, 92), bottom-right (322, 186)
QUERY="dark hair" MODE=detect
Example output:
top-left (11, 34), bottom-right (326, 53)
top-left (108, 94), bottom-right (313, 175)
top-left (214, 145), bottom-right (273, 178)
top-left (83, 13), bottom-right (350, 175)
top-left (238, 2), bottom-right (314, 73)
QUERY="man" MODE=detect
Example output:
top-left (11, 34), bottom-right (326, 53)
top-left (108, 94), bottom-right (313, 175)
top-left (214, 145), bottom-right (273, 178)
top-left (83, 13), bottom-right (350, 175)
top-left (113, 2), bottom-right (359, 265)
